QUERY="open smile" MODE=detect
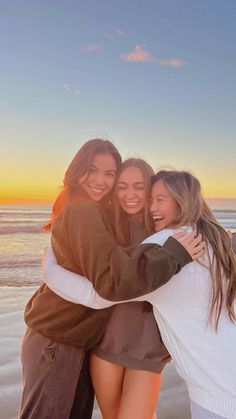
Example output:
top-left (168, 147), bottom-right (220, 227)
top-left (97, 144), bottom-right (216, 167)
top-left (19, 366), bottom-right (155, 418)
top-left (124, 201), bottom-right (140, 208)
top-left (152, 215), bottom-right (164, 222)
top-left (89, 186), bottom-right (106, 194)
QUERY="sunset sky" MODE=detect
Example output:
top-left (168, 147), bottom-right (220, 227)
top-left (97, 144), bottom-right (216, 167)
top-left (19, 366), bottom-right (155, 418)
top-left (1, 0), bottom-right (236, 203)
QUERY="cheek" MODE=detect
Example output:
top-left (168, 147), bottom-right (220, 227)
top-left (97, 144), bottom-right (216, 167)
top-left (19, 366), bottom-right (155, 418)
top-left (176, 202), bottom-right (181, 216)
top-left (116, 191), bottom-right (124, 204)
top-left (171, 201), bottom-right (180, 218)
top-left (107, 177), bottom-right (116, 191)
top-left (169, 205), bottom-right (179, 220)
top-left (139, 191), bottom-right (146, 206)
top-left (78, 172), bottom-right (89, 185)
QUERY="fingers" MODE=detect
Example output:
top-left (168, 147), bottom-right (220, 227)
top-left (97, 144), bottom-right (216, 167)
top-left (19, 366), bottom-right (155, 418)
top-left (172, 230), bottom-right (206, 260)
top-left (192, 243), bottom-right (206, 259)
top-left (191, 241), bottom-right (205, 259)
top-left (182, 233), bottom-right (202, 248)
top-left (227, 229), bottom-right (233, 239)
top-left (191, 248), bottom-right (205, 261)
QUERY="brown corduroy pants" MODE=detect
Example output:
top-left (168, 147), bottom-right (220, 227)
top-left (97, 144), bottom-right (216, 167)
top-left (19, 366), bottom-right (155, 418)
top-left (19, 327), bottom-right (94, 419)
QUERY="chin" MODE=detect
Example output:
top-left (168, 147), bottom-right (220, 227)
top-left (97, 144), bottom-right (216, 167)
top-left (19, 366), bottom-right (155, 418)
top-left (127, 209), bottom-right (138, 214)
top-left (88, 193), bottom-right (104, 202)
top-left (123, 208), bottom-right (137, 215)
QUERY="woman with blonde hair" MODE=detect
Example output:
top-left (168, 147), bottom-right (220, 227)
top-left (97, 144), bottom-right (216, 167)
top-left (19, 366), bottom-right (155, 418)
top-left (44, 170), bottom-right (236, 419)
top-left (90, 159), bottom-right (170, 419)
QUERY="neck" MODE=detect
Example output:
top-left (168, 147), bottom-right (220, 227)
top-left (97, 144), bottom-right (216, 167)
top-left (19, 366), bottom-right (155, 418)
top-left (128, 211), bottom-right (144, 222)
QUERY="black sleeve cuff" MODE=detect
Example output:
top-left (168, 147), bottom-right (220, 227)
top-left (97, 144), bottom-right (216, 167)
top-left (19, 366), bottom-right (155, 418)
top-left (163, 237), bottom-right (192, 272)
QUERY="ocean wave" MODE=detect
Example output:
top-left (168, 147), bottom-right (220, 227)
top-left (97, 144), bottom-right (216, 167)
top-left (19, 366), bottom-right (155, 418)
top-left (0, 211), bottom-right (50, 218)
top-left (0, 278), bottom-right (41, 287)
top-left (0, 225), bottom-right (47, 234)
top-left (0, 220), bottom-right (46, 224)
top-left (0, 258), bottom-right (41, 268)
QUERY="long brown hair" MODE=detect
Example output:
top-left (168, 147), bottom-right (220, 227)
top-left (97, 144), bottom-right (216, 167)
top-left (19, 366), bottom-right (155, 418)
top-left (152, 170), bottom-right (236, 329)
top-left (44, 139), bottom-right (122, 231)
top-left (114, 158), bottom-right (154, 245)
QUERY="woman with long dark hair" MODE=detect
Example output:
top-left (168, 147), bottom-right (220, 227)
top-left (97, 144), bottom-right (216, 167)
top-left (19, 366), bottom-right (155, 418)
top-left (19, 138), bottom-right (122, 419)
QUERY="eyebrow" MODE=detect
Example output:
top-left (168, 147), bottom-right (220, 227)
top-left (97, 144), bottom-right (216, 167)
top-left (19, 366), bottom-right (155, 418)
top-left (154, 194), bottom-right (166, 198)
top-left (91, 164), bottom-right (117, 173)
top-left (118, 181), bottom-right (145, 186)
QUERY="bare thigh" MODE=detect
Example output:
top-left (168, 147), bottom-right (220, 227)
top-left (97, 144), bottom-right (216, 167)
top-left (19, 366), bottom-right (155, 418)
top-left (90, 354), bottom-right (125, 419)
top-left (118, 368), bottom-right (162, 419)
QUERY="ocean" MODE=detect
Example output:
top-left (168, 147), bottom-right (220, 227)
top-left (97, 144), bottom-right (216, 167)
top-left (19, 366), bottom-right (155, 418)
top-left (1, 204), bottom-right (236, 287)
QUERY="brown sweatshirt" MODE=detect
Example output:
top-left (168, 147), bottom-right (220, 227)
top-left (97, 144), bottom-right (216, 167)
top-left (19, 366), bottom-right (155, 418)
top-left (25, 198), bottom-right (192, 350)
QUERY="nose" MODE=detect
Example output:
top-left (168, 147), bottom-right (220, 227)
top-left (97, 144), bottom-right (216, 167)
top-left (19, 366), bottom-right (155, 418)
top-left (94, 172), bottom-right (105, 186)
top-left (124, 187), bottom-right (136, 199)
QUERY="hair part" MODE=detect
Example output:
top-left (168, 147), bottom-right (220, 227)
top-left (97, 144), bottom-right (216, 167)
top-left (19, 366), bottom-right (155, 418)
top-left (152, 170), bottom-right (236, 329)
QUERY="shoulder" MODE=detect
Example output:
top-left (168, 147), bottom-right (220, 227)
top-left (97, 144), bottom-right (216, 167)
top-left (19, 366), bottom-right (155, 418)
top-left (65, 199), bottom-right (103, 217)
top-left (142, 229), bottom-right (176, 246)
top-left (142, 226), bottom-right (193, 246)
top-left (62, 200), bottom-right (108, 230)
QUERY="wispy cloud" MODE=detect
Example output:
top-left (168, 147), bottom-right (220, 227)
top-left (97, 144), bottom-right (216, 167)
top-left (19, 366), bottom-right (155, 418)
top-left (80, 43), bottom-right (103, 53)
top-left (105, 27), bottom-right (125, 40)
top-left (62, 83), bottom-right (72, 93)
top-left (104, 33), bottom-right (114, 41)
top-left (158, 58), bottom-right (187, 67)
top-left (61, 83), bottom-right (80, 96)
top-left (115, 27), bottom-right (124, 36)
top-left (121, 45), bottom-right (153, 62)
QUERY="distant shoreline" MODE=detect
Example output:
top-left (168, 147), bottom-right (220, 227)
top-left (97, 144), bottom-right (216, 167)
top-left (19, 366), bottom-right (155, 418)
top-left (213, 209), bottom-right (236, 213)
top-left (0, 200), bottom-right (54, 205)
top-left (0, 200), bottom-right (236, 209)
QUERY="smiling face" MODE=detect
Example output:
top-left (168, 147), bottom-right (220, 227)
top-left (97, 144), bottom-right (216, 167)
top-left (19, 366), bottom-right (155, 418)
top-left (79, 153), bottom-right (117, 201)
top-left (150, 179), bottom-right (180, 231)
top-left (116, 166), bottom-right (146, 219)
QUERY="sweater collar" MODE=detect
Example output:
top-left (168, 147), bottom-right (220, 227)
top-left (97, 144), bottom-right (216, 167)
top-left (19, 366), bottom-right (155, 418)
top-left (142, 226), bottom-right (193, 246)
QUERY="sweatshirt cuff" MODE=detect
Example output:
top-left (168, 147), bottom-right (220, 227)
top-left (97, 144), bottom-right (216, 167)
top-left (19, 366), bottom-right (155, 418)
top-left (163, 237), bottom-right (192, 271)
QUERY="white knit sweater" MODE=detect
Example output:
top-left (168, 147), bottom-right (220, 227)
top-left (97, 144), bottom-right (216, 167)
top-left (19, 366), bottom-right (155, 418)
top-left (44, 229), bottom-right (236, 418)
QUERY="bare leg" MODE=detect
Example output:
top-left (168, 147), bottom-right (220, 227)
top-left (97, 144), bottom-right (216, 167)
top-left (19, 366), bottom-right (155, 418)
top-left (90, 354), bottom-right (125, 419)
top-left (118, 369), bottom-right (162, 419)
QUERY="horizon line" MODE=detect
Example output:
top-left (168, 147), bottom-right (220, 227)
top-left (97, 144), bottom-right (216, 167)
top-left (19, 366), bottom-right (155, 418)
top-left (1, 197), bottom-right (236, 206)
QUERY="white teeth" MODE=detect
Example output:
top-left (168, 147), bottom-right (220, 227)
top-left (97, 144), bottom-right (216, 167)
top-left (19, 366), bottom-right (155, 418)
top-left (125, 202), bottom-right (139, 207)
top-left (153, 215), bottom-right (164, 221)
top-left (90, 186), bottom-right (104, 193)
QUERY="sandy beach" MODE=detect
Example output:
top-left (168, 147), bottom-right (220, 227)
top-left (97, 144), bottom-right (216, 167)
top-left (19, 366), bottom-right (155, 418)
top-left (0, 286), bottom-right (190, 419)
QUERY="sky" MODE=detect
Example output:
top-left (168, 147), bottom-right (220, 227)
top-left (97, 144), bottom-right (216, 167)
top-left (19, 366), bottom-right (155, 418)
top-left (1, 0), bottom-right (236, 203)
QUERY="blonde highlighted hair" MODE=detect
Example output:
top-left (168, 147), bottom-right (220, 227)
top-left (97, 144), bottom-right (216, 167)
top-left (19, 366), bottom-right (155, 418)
top-left (114, 158), bottom-right (154, 245)
top-left (152, 170), bottom-right (236, 329)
